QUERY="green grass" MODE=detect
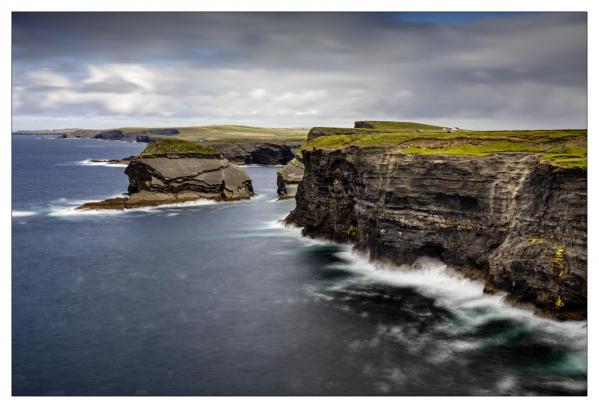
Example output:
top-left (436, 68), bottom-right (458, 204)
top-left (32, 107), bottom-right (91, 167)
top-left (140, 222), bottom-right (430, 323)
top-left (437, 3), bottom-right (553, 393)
top-left (303, 126), bottom-right (587, 169)
top-left (16, 125), bottom-right (309, 143)
top-left (137, 139), bottom-right (216, 157)
top-left (132, 125), bottom-right (308, 142)
top-left (356, 120), bottom-right (445, 130)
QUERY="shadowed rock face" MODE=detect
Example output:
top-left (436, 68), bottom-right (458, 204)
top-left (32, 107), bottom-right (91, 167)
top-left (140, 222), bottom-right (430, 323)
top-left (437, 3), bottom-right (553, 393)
top-left (287, 146), bottom-right (587, 320)
top-left (129, 140), bottom-right (300, 165)
top-left (78, 152), bottom-right (253, 210)
top-left (94, 130), bottom-right (126, 140)
top-left (202, 142), bottom-right (299, 165)
top-left (277, 158), bottom-right (304, 199)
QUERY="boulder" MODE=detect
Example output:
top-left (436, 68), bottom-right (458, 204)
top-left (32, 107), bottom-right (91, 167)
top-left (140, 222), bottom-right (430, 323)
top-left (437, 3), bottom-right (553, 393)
top-left (277, 158), bottom-right (304, 199)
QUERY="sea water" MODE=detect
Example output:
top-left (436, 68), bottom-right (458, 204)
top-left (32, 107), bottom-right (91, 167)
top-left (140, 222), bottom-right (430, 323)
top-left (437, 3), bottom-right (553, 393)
top-left (12, 135), bottom-right (587, 395)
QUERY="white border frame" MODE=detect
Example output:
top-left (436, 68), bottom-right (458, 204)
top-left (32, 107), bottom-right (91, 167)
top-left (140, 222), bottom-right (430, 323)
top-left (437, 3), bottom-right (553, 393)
top-left (1, 1), bottom-right (594, 406)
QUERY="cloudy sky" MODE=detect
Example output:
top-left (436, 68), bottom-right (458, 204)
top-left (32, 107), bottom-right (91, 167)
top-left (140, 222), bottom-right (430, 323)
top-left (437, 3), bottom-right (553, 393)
top-left (12, 12), bottom-right (587, 130)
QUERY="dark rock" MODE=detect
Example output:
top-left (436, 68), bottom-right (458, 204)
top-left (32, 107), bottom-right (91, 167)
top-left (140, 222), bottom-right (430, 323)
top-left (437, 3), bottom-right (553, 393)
top-left (130, 128), bottom-right (180, 136)
top-left (354, 121), bottom-right (376, 129)
top-left (277, 158), bottom-right (305, 199)
top-left (128, 139), bottom-right (300, 164)
top-left (202, 142), bottom-right (300, 165)
top-left (136, 135), bottom-right (155, 143)
top-left (77, 152), bottom-right (253, 210)
top-left (90, 155), bottom-right (135, 165)
top-left (94, 129), bottom-right (179, 142)
top-left (287, 146), bottom-right (587, 320)
top-left (94, 129), bottom-right (125, 140)
top-left (307, 127), bottom-right (380, 141)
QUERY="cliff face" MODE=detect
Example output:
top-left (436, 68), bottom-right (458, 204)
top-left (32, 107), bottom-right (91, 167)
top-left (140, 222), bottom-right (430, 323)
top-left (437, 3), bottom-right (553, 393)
top-left (287, 146), bottom-right (587, 320)
top-left (194, 142), bottom-right (299, 165)
top-left (78, 152), bottom-right (253, 210)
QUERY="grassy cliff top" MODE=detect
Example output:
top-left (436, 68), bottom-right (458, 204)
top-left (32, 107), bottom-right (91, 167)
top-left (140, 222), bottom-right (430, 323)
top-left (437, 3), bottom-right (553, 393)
top-left (355, 120), bottom-right (445, 130)
top-left (132, 125), bottom-right (308, 142)
top-left (303, 126), bottom-right (587, 169)
top-left (15, 124), bottom-right (309, 142)
top-left (137, 140), bottom-right (216, 157)
top-left (168, 125), bottom-right (307, 141)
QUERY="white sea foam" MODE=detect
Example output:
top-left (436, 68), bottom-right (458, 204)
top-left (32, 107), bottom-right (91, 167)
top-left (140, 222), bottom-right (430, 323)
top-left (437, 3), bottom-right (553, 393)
top-left (48, 205), bottom-right (125, 218)
top-left (327, 247), bottom-right (587, 343)
top-left (12, 210), bottom-right (38, 217)
top-left (75, 159), bottom-right (127, 168)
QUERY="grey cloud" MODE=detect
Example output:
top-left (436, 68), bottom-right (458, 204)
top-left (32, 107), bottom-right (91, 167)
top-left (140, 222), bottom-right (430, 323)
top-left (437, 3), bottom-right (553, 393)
top-left (12, 12), bottom-right (587, 130)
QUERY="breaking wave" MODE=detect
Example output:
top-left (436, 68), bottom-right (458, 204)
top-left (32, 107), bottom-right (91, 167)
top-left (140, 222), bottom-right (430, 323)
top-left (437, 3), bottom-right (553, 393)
top-left (12, 210), bottom-right (38, 218)
top-left (75, 159), bottom-right (128, 168)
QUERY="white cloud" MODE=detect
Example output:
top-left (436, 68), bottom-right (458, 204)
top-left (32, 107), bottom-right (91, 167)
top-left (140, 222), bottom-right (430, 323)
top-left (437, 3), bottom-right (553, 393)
top-left (82, 64), bottom-right (157, 91)
top-left (27, 69), bottom-right (71, 87)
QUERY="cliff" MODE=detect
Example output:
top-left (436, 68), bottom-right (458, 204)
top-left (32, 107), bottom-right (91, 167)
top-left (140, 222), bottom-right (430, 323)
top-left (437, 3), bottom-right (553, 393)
top-left (78, 140), bottom-right (253, 210)
top-left (287, 124), bottom-right (587, 320)
top-left (201, 142), bottom-right (300, 165)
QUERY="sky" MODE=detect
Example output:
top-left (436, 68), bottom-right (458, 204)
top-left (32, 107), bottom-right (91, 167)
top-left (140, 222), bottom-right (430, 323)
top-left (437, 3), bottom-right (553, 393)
top-left (12, 12), bottom-right (587, 130)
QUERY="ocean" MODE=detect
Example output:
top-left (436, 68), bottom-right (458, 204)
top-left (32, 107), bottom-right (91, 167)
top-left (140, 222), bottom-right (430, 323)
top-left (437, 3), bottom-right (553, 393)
top-left (12, 134), bottom-right (587, 395)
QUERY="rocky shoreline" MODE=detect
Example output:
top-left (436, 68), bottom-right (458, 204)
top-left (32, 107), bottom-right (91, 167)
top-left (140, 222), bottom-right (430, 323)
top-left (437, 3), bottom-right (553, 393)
top-left (287, 145), bottom-right (587, 320)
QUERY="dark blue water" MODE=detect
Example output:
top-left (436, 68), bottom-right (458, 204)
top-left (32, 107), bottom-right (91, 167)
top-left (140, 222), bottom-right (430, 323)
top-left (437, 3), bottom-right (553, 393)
top-left (12, 135), bottom-right (587, 396)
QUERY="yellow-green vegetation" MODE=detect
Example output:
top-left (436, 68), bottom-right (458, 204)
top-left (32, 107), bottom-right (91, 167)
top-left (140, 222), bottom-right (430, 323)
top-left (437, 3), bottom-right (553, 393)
top-left (555, 295), bottom-right (565, 309)
top-left (129, 125), bottom-right (308, 142)
top-left (357, 120), bottom-right (445, 130)
top-left (303, 122), bottom-right (586, 169)
top-left (137, 139), bottom-right (216, 157)
top-left (346, 225), bottom-right (359, 238)
top-left (553, 244), bottom-right (566, 278)
top-left (529, 238), bottom-right (545, 244)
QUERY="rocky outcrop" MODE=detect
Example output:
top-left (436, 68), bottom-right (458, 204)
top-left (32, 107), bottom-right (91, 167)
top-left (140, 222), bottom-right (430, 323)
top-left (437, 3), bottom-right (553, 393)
top-left (78, 152), bottom-right (253, 210)
top-left (94, 129), bottom-right (180, 142)
top-left (94, 130), bottom-right (126, 140)
top-left (199, 142), bottom-right (300, 165)
top-left (307, 127), bottom-right (381, 141)
top-left (277, 158), bottom-right (305, 199)
top-left (90, 155), bottom-right (135, 165)
top-left (287, 146), bottom-right (587, 320)
top-left (129, 138), bottom-right (300, 165)
top-left (353, 121), bottom-right (376, 129)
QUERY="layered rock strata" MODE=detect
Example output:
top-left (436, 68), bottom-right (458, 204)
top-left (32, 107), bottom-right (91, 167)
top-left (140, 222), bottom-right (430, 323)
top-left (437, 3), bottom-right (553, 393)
top-left (277, 158), bottom-right (305, 199)
top-left (78, 152), bottom-right (253, 210)
top-left (287, 146), bottom-right (587, 320)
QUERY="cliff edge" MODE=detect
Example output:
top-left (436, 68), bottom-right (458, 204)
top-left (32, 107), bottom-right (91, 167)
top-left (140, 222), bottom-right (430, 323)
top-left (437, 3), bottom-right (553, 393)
top-left (287, 122), bottom-right (587, 320)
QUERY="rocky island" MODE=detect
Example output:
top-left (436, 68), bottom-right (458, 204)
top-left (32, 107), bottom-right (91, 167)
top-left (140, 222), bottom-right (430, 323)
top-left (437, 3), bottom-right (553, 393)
top-left (77, 140), bottom-right (254, 210)
top-left (287, 121), bottom-right (587, 320)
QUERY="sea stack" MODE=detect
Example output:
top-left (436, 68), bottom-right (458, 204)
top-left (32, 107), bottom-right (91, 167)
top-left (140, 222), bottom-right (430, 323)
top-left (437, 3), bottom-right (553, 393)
top-left (78, 140), bottom-right (254, 210)
top-left (276, 157), bottom-right (305, 199)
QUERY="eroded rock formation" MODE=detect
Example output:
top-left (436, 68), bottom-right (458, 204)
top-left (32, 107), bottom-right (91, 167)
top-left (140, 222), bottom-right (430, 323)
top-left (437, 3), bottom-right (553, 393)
top-left (78, 152), bottom-right (253, 210)
top-left (277, 158), bottom-right (305, 199)
top-left (195, 142), bottom-right (300, 165)
top-left (287, 146), bottom-right (587, 320)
